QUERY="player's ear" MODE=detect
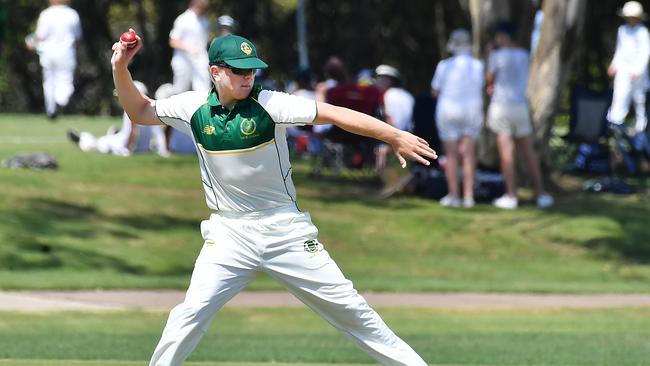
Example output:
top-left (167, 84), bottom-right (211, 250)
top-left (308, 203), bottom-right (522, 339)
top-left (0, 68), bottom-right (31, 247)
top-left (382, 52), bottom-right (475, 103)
top-left (210, 65), bottom-right (220, 82)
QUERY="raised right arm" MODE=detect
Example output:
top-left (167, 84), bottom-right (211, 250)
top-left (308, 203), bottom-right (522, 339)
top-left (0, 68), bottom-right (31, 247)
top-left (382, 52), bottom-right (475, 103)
top-left (111, 29), bottom-right (161, 126)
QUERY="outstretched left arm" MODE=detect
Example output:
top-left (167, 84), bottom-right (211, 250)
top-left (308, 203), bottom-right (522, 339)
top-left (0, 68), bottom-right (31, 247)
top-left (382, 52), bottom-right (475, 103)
top-left (314, 102), bottom-right (437, 168)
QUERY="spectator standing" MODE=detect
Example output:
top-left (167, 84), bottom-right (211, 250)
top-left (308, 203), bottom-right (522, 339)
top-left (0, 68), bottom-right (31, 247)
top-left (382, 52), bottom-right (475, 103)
top-left (374, 64), bottom-right (415, 172)
top-left (486, 22), bottom-right (553, 209)
top-left (607, 1), bottom-right (650, 133)
top-left (26, 0), bottom-right (81, 120)
top-left (431, 29), bottom-right (484, 208)
top-left (169, 0), bottom-right (211, 94)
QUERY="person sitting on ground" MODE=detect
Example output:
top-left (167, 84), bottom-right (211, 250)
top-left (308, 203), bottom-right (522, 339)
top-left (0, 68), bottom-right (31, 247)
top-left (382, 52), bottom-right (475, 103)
top-left (67, 81), bottom-right (169, 157)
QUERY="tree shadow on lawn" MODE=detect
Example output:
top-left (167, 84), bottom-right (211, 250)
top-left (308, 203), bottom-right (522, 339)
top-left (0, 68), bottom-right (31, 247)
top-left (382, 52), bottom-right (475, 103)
top-left (550, 192), bottom-right (650, 263)
top-left (0, 197), bottom-right (199, 273)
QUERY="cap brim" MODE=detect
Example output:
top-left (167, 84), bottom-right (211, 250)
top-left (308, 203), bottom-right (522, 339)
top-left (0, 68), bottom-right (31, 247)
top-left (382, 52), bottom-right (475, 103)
top-left (225, 58), bottom-right (268, 69)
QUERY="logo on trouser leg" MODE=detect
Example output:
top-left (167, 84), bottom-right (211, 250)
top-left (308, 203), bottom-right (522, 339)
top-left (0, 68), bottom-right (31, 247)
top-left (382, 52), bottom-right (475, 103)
top-left (304, 239), bottom-right (322, 253)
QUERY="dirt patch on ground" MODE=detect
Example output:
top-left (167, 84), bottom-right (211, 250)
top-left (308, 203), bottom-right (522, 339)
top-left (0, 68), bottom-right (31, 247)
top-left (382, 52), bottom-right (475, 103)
top-left (2, 290), bottom-right (650, 311)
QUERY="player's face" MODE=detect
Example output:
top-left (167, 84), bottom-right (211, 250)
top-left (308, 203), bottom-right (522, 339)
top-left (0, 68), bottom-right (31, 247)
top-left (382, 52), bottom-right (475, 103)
top-left (211, 64), bottom-right (256, 102)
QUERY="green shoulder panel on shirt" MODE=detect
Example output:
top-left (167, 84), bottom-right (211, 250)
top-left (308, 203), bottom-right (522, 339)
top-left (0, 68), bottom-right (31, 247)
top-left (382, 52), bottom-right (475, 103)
top-left (190, 87), bottom-right (275, 152)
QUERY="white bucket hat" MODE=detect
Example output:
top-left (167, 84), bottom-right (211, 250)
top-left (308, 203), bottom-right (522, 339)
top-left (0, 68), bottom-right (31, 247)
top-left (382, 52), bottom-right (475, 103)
top-left (446, 29), bottom-right (472, 54)
top-left (375, 64), bottom-right (401, 80)
top-left (618, 1), bottom-right (647, 19)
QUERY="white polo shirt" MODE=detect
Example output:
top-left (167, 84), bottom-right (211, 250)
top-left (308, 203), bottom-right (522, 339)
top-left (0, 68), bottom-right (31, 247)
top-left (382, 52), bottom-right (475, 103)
top-left (155, 86), bottom-right (317, 213)
top-left (487, 47), bottom-right (529, 104)
top-left (35, 4), bottom-right (81, 56)
top-left (169, 9), bottom-right (210, 60)
top-left (383, 87), bottom-right (414, 132)
top-left (611, 23), bottom-right (650, 75)
top-left (431, 52), bottom-right (484, 106)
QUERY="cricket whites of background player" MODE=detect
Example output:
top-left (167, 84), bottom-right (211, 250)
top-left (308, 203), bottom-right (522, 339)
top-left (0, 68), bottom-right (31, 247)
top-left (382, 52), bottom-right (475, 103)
top-left (111, 31), bottom-right (436, 366)
top-left (26, 0), bottom-right (81, 119)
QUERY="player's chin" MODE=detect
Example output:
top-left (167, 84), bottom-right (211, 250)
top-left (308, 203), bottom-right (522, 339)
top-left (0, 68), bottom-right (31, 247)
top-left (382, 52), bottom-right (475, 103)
top-left (236, 85), bottom-right (253, 98)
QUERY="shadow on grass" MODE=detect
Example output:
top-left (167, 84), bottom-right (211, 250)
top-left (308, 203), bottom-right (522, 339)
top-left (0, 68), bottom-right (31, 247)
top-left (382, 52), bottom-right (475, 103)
top-left (0, 197), bottom-right (199, 273)
top-left (550, 192), bottom-right (650, 263)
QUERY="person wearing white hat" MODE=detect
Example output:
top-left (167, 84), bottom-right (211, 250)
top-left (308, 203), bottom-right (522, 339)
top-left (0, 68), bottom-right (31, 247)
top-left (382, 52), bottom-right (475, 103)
top-left (431, 29), bottom-right (484, 208)
top-left (374, 64), bottom-right (415, 173)
top-left (216, 15), bottom-right (236, 38)
top-left (607, 1), bottom-right (650, 133)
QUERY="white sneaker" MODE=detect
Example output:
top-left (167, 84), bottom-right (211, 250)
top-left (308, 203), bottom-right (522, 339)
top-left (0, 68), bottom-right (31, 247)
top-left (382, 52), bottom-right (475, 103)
top-left (463, 197), bottom-right (475, 208)
top-left (536, 193), bottom-right (554, 208)
top-left (440, 194), bottom-right (461, 208)
top-left (493, 195), bottom-right (518, 209)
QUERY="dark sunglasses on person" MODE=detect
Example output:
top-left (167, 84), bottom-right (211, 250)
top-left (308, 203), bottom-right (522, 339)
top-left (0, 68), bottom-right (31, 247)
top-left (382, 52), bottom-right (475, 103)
top-left (216, 62), bottom-right (256, 76)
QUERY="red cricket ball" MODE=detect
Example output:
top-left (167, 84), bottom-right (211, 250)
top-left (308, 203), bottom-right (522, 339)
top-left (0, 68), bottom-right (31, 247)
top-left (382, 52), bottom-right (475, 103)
top-left (120, 30), bottom-right (137, 48)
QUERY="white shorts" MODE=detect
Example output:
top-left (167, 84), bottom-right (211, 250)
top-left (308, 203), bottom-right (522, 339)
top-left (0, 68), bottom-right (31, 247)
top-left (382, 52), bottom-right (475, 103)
top-left (486, 102), bottom-right (532, 138)
top-left (435, 100), bottom-right (483, 141)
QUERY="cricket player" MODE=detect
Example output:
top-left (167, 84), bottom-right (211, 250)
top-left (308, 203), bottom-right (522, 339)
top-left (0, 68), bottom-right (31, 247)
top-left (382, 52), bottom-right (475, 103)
top-left (112, 32), bottom-right (435, 366)
top-left (607, 1), bottom-right (650, 133)
top-left (169, 0), bottom-right (211, 94)
top-left (26, 0), bottom-right (81, 119)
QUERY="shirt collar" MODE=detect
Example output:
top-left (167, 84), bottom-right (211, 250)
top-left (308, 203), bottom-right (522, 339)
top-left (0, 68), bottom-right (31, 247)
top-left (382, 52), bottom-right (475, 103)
top-left (207, 87), bottom-right (222, 107)
top-left (207, 86), bottom-right (258, 108)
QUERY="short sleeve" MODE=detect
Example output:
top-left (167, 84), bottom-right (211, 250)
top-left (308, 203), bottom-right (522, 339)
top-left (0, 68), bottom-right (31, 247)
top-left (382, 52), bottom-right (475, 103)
top-left (431, 60), bottom-right (446, 91)
top-left (35, 12), bottom-right (48, 39)
top-left (154, 91), bottom-right (207, 136)
top-left (487, 52), bottom-right (497, 74)
top-left (169, 16), bottom-right (183, 40)
top-left (256, 90), bottom-right (317, 126)
top-left (72, 11), bottom-right (82, 40)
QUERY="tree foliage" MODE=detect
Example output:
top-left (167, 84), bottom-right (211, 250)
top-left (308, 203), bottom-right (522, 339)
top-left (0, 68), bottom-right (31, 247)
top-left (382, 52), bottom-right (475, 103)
top-left (0, 0), bottom-right (643, 116)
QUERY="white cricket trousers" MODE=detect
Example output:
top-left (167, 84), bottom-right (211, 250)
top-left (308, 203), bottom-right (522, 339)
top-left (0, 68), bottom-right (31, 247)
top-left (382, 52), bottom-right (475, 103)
top-left (39, 51), bottom-right (76, 116)
top-left (607, 70), bottom-right (648, 132)
top-left (149, 206), bottom-right (427, 366)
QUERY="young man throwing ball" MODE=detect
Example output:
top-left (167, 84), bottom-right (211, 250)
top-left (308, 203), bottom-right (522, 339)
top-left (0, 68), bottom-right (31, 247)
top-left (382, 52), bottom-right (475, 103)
top-left (111, 32), bottom-right (435, 366)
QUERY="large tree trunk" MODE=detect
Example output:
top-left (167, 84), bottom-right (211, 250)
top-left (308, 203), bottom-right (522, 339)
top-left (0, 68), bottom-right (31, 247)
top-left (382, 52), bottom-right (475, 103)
top-left (527, 0), bottom-right (587, 170)
top-left (468, 0), bottom-right (533, 57)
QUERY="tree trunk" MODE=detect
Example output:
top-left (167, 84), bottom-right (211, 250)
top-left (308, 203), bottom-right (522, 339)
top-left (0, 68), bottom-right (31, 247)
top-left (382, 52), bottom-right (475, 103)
top-left (527, 0), bottom-right (587, 170)
top-left (468, 0), bottom-right (510, 57)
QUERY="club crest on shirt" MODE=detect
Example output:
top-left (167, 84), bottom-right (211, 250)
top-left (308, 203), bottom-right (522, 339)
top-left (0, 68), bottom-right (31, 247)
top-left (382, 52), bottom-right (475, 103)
top-left (241, 42), bottom-right (252, 55)
top-left (203, 125), bottom-right (216, 135)
top-left (304, 239), bottom-right (322, 253)
top-left (240, 118), bottom-right (257, 136)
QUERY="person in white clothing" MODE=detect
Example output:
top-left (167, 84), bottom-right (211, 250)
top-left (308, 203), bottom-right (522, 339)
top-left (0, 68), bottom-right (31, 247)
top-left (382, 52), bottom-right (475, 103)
top-left (67, 81), bottom-right (169, 157)
top-left (374, 64), bottom-right (415, 172)
top-left (26, 0), bottom-right (81, 120)
top-left (431, 29), bottom-right (484, 208)
top-left (112, 32), bottom-right (435, 366)
top-left (486, 22), bottom-right (553, 209)
top-left (169, 0), bottom-right (211, 94)
top-left (607, 1), bottom-right (650, 133)
top-left (216, 15), bottom-right (236, 38)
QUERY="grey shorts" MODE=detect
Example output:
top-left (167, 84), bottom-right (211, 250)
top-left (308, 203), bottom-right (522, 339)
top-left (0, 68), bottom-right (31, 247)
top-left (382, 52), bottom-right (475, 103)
top-left (486, 102), bottom-right (532, 137)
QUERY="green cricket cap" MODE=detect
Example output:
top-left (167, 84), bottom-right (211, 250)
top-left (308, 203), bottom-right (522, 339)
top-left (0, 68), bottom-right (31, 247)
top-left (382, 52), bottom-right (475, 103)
top-left (208, 34), bottom-right (268, 69)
